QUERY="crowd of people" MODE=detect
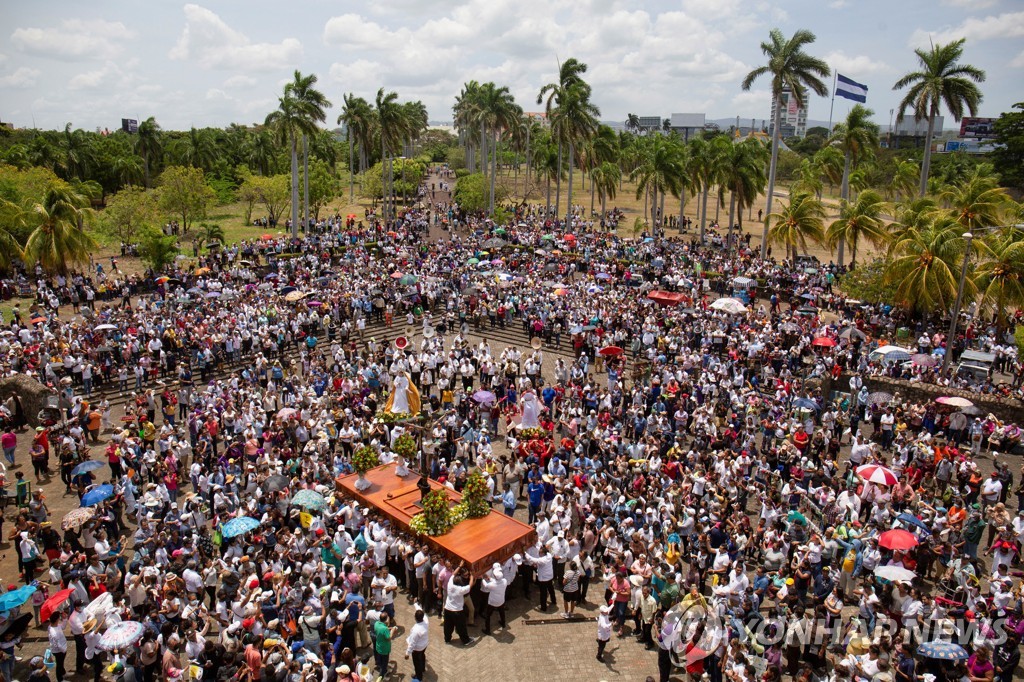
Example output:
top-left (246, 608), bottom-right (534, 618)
top-left (0, 175), bottom-right (1022, 682)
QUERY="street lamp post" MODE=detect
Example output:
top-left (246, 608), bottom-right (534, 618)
top-left (941, 231), bottom-right (973, 377)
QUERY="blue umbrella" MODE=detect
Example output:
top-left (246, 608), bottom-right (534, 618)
top-left (0, 585), bottom-right (37, 612)
top-left (71, 460), bottom-right (106, 477)
top-left (792, 398), bottom-right (819, 411)
top-left (291, 489), bottom-right (327, 511)
top-left (595, 272), bottom-right (612, 280)
top-left (917, 641), bottom-right (968, 661)
top-left (896, 513), bottom-right (932, 535)
top-left (222, 516), bottom-right (261, 539)
top-left (279, 286), bottom-right (296, 295)
top-left (81, 484), bottom-right (115, 507)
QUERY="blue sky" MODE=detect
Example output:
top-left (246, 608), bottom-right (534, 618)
top-left (1, 0), bottom-right (1021, 132)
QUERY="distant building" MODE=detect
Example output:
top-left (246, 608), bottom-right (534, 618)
top-left (886, 115), bottom-right (945, 149)
top-left (768, 87), bottom-right (808, 139)
top-left (668, 113), bottom-right (705, 140)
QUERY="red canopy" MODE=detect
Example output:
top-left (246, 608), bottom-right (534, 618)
top-left (647, 290), bottom-right (687, 306)
top-left (878, 529), bottom-right (919, 551)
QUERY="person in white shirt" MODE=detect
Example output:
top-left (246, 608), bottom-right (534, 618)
top-left (404, 606), bottom-right (429, 682)
top-left (442, 565), bottom-right (474, 645)
top-left (596, 603), bottom-right (613, 661)
top-left (371, 565), bottom-right (399, 622)
top-left (524, 545), bottom-right (556, 610)
top-left (48, 613), bottom-right (69, 682)
top-left (480, 564), bottom-right (508, 635)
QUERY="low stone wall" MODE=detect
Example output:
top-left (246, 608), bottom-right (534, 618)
top-left (858, 374), bottom-right (1024, 423)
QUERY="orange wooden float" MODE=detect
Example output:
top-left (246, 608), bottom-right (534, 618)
top-left (336, 463), bottom-right (537, 577)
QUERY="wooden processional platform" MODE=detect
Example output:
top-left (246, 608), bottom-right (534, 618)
top-left (336, 463), bottom-right (537, 577)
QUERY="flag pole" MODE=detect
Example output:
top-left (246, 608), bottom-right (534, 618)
top-left (827, 72), bottom-right (837, 135)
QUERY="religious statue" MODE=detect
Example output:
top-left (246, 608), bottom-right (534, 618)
top-left (520, 389), bottom-right (540, 429)
top-left (384, 372), bottom-right (421, 416)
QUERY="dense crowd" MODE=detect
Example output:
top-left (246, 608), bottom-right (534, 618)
top-left (0, 180), bottom-right (1022, 682)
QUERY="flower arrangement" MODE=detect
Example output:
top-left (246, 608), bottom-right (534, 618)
top-left (409, 488), bottom-right (454, 536)
top-left (518, 427), bottom-right (547, 441)
top-left (458, 470), bottom-right (491, 519)
top-left (376, 411), bottom-right (412, 426)
top-left (351, 445), bottom-right (380, 476)
top-left (393, 433), bottom-right (417, 460)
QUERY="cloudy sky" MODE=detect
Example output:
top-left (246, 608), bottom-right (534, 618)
top-left (2, 0), bottom-right (1022, 132)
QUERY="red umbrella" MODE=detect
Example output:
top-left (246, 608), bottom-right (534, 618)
top-left (811, 337), bottom-right (836, 348)
top-left (260, 234), bottom-right (274, 241)
top-left (878, 529), bottom-right (919, 551)
top-left (856, 464), bottom-right (899, 486)
top-left (39, 588), bottom-right (75, 623)
top-left (598, 346), bottom-right (624, 357)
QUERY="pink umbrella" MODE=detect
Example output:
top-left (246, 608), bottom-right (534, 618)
top-left (856, 464), bottom-right (899, 486)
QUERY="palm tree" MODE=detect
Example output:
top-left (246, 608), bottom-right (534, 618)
top-left (286, 71), bottom-right (331, 231)
top-left (244, 129), bottom-right (275, 176)
top-left (742, 28), bottom-right (831, 257)
top-left (592, 162), bottom-right (621, 219)
top-left (24, 184), bottom-right (97, 275)
top-left (265, 92), bottom-right (319, 239)
top-left (375, 88), bottom-right (406, 223)
top-left (887, 160), bottom-right (919, 202)
top-left (826, 190), bottom-right (888, 267)
top-left (893, 39), bottom-right (986, 198)
top-left (0, 199), bottom-right (26, 269)
top-left (886, 214), bottom-right (971, 314)
top-left (975, 227), bottom-right (1024, 331)
top-left (767, 192), bottom-right (826, 261)
top-left (552, 82), bottom-right (600, 226)
top-left (827, 105), bottom-right (879, 264)
top-left (940, 171), bottom-right (1011, 230)
top-left (625, 113), bottom-right (642, 134)
top-left (689, 136), bottom-right (730, 242)
top-left (112, 154), bottom-right (144, 188)
top-left (136, 117), bottom-right (162, 188)
top-left (172, 127), bottom-right (216, 170)
top-left (533, 138), bottom-right (562, 212)
top-left (60, 123), bottom-right (96, 181)
top-left (538, 58), bottom-right (590, 220)
top-left (721, 138), bottom-right (769, 246)
top-left (631, 135), bottom-right (685, 228)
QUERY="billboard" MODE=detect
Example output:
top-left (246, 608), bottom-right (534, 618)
top-left (121, 118), bottom-right (138, 133)
top-left (670, 113), bottom-right (705, 129)
top-left (958, 117), bottom-right (997, 139)
top-left (945, 139), bottom-right (993, 154)
top-left (786, 96), bottom-right (799, 125)
top-left (893, 116), bottom-right (943, 137)
top-left (637, 116), bottom-right (662, 130)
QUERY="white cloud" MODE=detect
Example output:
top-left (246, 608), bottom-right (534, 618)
top-left (223, 75), bottom-right (257, 89)
top-left (823, 51), bottom-right (891, 77)
top-left (68, 60), bottom-right (138, 91)
top-left (0, 67), bottom-right (41, 88)
top-left (940, 0), bottom-right (996, 7)
top-left (1011, 51), bottom-right (1024, 68)
top-left (910, 11), bottom-right (1024, 47)
top-left (829, 0), bottom-right (848, 8)
top-left (10, 19), bottom-right (135, 60)
top-left (169, 4), bottom-right (302, 71)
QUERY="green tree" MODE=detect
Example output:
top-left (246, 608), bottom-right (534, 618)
top-left (893, 38), bottom-right (986, 197)
top-left (886, 214), bottom-right (972, 314)
top-left (375, 88), bottom-right (407, 223)
top-left (591, 161), bottom-right (620, 218)
top-left (742, 28), bottom-right (831, 257)
top-left (250, 174), bottom-right (292, 228)
top-left (453, 172), bottom-right (506, 213)
top-left (286, 70), bottom-right (331, 231)
top-left (992, 102), bottom-right (1024, 190)
top-left (306, 160), bottom-right (338, 220)
top-left (171, 127), bottom-right (217, 170)
top-left (940, 170), bottom-right (1011, 230)
top-left (157, 165), bottom-right (214, 233)
top-left (826, 190), bottom-right (888, 267)
top-left (537, 58), bottom-right (592, 218)
top-left (196, 221), bottom-right (225, 247)
top-left (23, 183), bottom-right (97, 274)
top-left (0, 198), bottom-right (26, 268)
top-left (975, 227), bottom-right (1024, 331)
top-left (138, 227), bottom-right (179, 271)
top-left (722, 138), bottom-right (769, 237)
top-left (767, 191), bottom-right (826, 261)
top-left (100, 185), bottom-right (158, 245)
top-left (266, 82), bottom-right (321, 238)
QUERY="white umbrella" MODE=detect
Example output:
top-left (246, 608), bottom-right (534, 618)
top-left (94, 324), bottom-right (118, 332)
top-left (873, 565), bottom-right (916, 583)
top-left (856, 464), bottom-right (899, 486)
top-left (710, 297), bottom-right (748, 314)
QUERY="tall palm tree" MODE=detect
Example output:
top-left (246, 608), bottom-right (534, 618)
top-left (742, 28), bottom-right (831, 257)
top-left (135, 117), bottom-right (162, 188)
top-left (886, 214), bottom-right (971, 314)
top-left (551, 82), bottom-right (599, 226)
top-left (533, 138), bottom-right (562, 211)
top-left (893, 39), bottom-right (986, 198)
top-left (631, 135), bottom-right (685, 228)
top-left (939, 171), bottom-right (1011, 230)
top-left (375, 88), bottom-right (406, 223)
top-left (244, 129), bottom-right (275, 176)
top-left (0, 199), bottom-right (26, 269)
top-left (826, 189), bottom-right (888, 266)
top-left (974, 227), bottom-right (1024, 331)
top-left (689, 136), bottom-right (730, 242)
top-left (112, 154), bottom-right (144, 188)
top-left (24, 183), bottom-right (97, 275)
top-left (538, 58), bottom-right (590, 220)
top-left (888, 160), bottom-right (920, 202)
top-left (625, 113), bottom-right (642, 134)
top-left (767, 192), bottom-right (826, 261)
top-left (828, 105), bottom-right (879, 264)
top-left (265, 93), bottom-right (319, 239)
top-left (286, 71), bottom-right (331, 231)
top-left (60, 123), bottom-right (96, 181)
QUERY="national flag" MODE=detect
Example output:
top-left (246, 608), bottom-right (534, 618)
top-left (835, 74), bottom-right (868, 103)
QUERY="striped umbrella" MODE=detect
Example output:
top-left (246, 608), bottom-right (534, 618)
top-left (856, 464), bottom-right (899, 486)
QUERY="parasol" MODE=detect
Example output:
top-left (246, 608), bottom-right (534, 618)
top-left (39, 588), bottom-right (75, 623)
top-left (709, 297), bottom-right (748, 314)
top-left (264, 474), bottom-right (290, 493)
top-left (856, 464), bottom-right (899, 486)
top-left (276, 407), bottom-right (297, 420)
top-left (936, 396), bottom-right (973, 408)
top-left (873, 565), bottom-right (917, 583)
top-left (62, 507), bottom-right (97, 531)
top-left (471, 390), bottom-right (497, 405)
top-left (99, 621), bottom-right (146, 651)
top-left (895, 513), bottom-right (932, 534)
top-left (290, 489), bottom-right (327, 511)
top-left (598, 346), bottom-right (624, 357)
top-left (0, 585), bottom-right (37, 612)
top-left (81, 484), bottom-right (115, 507)
top-left (71, 460), bottom-right (105, 477)
top-left (94, 324), bottom-right (118, 332)
top-left (284, 290), bottom-right (307, 302)
top-left (917, 641), bottom-right (968, 661)
top-left (866, 391), bottom-right (893, 405)
top-left (839, 326), bottom-right (866, 340)
top-left (221, 516), bottom-right (261, 539)
top-left (912, 354), bottom-right (938, 367)
top-left (878, 529), bottom-right (919, 551)
top-left (811, 337), bottom-right (836, 348)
